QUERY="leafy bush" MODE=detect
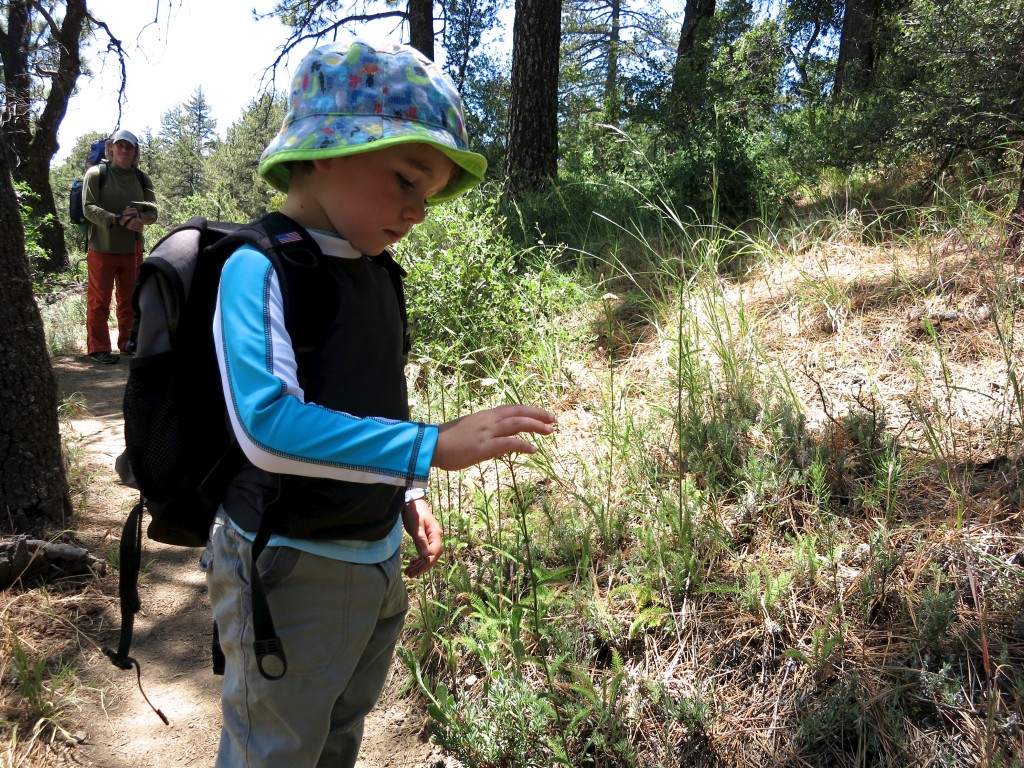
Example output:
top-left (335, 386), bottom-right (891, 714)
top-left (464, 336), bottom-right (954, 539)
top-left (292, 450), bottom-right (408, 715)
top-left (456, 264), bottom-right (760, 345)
top-left (14, 181), bottom-right (53, 271)
top-left (397, 192), bottom-right (589, 373)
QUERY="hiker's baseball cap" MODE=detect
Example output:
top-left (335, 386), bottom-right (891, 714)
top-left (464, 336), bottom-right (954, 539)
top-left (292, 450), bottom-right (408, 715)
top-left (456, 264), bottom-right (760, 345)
top-left (110, 129), bottom-right (139, 147)
top-left (258, 37), bottom-right (486, 204)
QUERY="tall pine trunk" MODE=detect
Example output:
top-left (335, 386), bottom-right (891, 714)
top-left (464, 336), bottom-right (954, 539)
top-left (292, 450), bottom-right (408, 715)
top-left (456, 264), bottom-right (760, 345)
top-left (669, 0), bottom-right (716, 132)
top-left (505, 0), bottom-right (562, 195)
top-left (833, 0), bottom-right (882, 100)
top-left (408, 0), bottom-right (435, 61)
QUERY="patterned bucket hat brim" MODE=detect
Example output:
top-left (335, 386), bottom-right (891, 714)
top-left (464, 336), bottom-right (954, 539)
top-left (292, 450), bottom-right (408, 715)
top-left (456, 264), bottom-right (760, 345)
top-left (259, 37), bottom-right (487, 204)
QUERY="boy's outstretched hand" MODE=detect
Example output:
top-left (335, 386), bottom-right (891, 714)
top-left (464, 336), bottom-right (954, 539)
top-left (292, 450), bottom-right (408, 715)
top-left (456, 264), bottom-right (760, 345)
top-left (403, 498), bottom-right (442, 577)
top-left (432, 405), bottom-right (556, 472)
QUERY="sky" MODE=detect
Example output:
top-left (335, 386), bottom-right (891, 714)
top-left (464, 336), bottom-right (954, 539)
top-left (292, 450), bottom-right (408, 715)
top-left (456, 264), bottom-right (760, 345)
top-left (56, 1), bottom-right (407, 164)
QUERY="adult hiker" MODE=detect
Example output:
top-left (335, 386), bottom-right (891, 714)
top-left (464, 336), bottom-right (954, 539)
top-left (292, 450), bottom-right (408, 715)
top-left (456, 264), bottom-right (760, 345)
top-left (82, 129), bottom-right (158, 364)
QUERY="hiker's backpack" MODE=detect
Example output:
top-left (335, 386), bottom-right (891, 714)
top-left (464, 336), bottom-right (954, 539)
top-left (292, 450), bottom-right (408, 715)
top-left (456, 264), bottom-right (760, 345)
top-left (103, 212), bottom-right (410, 712)
top-left (87, 137), bottom-right (107, 166)
top-left (69, 139), bottom-right (108, 228)
top-left (68, 179), bottom-right (87, 227)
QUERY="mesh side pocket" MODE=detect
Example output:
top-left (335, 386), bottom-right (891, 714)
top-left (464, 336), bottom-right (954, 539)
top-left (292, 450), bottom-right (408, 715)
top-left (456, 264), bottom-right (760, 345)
top-left (123, 351), bottom-right (191, 501)
top-left (124, 350), bottom-right (231, 547)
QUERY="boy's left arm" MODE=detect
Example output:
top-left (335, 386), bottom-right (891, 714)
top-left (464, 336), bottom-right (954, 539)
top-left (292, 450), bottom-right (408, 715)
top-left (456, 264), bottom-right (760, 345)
top-left (402, 497), bottom-right (442, 577)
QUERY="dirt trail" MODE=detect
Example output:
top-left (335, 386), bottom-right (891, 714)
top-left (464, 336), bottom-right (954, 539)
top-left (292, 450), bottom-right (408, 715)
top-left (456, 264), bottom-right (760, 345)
top-left (53, 354), bottom-right (446, 768)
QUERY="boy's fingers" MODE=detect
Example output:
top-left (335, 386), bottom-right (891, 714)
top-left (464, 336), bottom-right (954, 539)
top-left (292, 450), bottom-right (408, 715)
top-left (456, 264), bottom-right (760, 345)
top-left (405, 553), bottom-right (439, 577)
top-left (499, 405), bottom-right (556, 424)
top-left (434, 405), bottom-right (557, 470)
top-left (494, 436), bottom-right (538, 455)
top-left (495, 416), bottom-right (555, 437)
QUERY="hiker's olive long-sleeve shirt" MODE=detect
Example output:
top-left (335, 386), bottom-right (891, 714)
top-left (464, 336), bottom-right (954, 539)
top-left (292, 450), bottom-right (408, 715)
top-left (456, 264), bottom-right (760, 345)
top-left (82, 163), bottom-right (157, 254)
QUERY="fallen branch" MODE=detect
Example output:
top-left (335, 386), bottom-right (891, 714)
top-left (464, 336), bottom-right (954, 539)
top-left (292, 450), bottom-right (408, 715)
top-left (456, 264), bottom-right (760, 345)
top-left (0, 535), bottom-right (105, 589)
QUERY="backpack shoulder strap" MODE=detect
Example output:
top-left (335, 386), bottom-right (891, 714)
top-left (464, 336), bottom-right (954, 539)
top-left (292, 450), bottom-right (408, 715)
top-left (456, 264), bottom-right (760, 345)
top-left (96, 162), bottom-right (150, 198)
top-left (369, 251), bottom-right (410, 355)
top-left (134, 168), bottom-right (149, 197)
top-left (214, 211), bottom-right (327, 336)
top-left (102, 499), bottom-right (169, 724)
top-left (222, 213), bottom-right (408, 344)
top-left (129, 217), bottom-right (243, 352)
top-left (205, 213), bottom-right (408, 346)
top-left (218, 211), bottom-right (322, 270)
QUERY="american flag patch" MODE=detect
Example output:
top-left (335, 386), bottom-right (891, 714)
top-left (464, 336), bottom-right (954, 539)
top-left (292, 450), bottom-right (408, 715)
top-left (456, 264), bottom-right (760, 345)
top-left (275, 231), bottom-right (304, 244)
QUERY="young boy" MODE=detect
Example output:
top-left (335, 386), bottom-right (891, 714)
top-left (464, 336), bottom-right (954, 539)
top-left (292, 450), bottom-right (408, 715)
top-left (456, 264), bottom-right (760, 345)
top-left (202, 37), bottom-right (556, 767)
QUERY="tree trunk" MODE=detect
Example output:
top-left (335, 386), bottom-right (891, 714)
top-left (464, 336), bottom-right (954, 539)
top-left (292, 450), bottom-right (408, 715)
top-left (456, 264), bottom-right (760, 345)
top-left (408, 0), bottom-right (435, 61)
top-left (2, 0), bottom-right (88, 273)
top-left (833, 0), bottom-right (881, 100)
top-left (505, 0), bottom-right (563, 195)
top-left (670, 0), bottom-right (716, 128)
top-left (603, 0), bottom-right (621, 125)
top-left (676, 0), bottom-right (716, 62)
top-left (0, 123), bottom-right (74, 538)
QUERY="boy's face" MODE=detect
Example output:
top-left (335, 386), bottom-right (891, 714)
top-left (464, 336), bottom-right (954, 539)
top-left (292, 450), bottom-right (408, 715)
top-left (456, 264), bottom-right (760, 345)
top-left (304, 143), bottom-right (456, 255)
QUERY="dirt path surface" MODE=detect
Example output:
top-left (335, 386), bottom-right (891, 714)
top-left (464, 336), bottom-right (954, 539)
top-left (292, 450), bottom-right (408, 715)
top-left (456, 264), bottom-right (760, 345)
top-left (52, 354), bottom-right (448, 768)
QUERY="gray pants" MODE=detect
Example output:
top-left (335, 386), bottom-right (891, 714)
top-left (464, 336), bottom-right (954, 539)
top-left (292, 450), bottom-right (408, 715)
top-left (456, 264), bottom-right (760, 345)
top-left (204, 518), bottom-right (408, 768)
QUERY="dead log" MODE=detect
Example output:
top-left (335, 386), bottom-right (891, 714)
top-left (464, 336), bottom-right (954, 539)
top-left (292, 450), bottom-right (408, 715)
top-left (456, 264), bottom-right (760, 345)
top-left (0, 535), bottom-right (105, 589)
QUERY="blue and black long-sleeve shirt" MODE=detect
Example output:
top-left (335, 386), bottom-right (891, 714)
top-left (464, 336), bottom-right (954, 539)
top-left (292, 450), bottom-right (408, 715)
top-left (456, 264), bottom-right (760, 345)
top-left (213, 228), bottom-right (434, 562)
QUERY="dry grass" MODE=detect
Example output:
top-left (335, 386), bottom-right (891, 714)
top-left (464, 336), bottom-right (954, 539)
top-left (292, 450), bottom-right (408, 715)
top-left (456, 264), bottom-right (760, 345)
top-left (550, 221), bottom-right (1024, 765)
top-left (0, 582), bottom-right (110, 767)
top-left (410, 213), bottom-right (1024, 765)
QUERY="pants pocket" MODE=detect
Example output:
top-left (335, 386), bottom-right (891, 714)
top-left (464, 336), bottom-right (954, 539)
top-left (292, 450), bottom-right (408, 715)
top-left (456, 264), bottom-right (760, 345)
top-left (256, 543), bottom-right (302, 590)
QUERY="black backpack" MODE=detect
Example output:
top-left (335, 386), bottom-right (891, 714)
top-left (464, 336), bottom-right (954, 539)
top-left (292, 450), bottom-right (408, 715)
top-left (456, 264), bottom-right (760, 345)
top-left (68, 179), bottom-right (87, 227)
top-left (102, 212), bottom-right (409, 717)
top-left (86, 137), bottom-right (108, 166)
top-left (69, 139), bottom-right (108, 228)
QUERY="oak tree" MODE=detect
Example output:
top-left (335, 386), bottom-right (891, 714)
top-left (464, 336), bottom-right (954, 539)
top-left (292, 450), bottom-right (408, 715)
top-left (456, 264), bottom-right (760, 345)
top-left (0, 0), bottom-right (88, 271)
top-left (0, 117), bottom-right (73, 536)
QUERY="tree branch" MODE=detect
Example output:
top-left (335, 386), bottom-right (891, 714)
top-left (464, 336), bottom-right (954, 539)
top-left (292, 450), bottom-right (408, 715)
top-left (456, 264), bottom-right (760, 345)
top-left (83, 12), bottom-right (130, 129)
top-left (259, 11), bottom-right (409, 93)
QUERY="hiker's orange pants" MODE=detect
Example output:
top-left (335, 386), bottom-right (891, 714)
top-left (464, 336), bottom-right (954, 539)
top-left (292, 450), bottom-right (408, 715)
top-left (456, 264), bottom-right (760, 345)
top-left (86, 248), bottom-right (141, 355)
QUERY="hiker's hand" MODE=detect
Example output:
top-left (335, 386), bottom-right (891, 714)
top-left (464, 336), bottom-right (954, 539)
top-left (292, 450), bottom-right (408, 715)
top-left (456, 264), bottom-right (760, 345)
top-left (432, 405), bottom-right (556, 472)
top-left (403, 498), bottom-right (441, 577)
top-left (120, 208), bottom-right (144, 233)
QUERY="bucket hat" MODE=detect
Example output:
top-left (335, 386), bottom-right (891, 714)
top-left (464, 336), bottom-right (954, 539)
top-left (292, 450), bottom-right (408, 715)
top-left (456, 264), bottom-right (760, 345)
top-left (259, 37), bottom-right (487, 204)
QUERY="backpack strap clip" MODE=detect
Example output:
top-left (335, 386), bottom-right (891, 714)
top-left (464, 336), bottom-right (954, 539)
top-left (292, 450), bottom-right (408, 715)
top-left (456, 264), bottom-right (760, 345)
top-left (254, 638), bottom-right (287, 680)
